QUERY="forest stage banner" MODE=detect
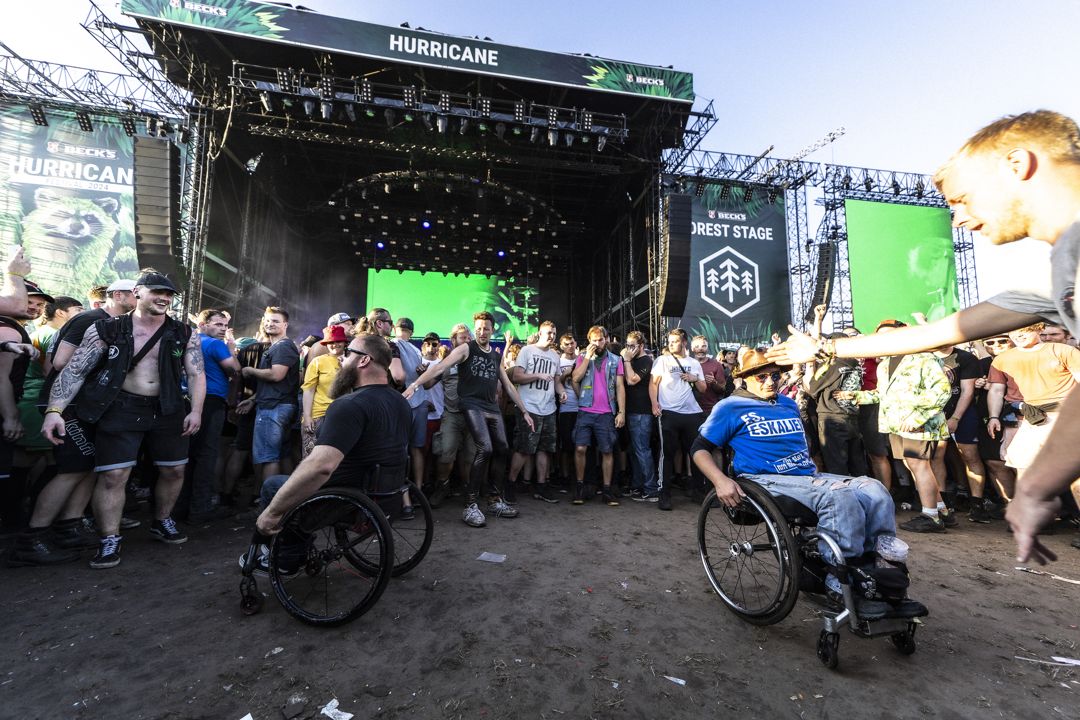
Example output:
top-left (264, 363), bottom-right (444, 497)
top-left (675, 187), bottom-right (791, 347)
top-left (0, 101), bottom-right (138, 300)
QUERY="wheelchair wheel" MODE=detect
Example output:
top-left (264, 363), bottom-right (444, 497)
top-left (388, 482), bottom-right (434, 577)
top-left (269, 487), bottom-right (393, 627)
top-left (891, 626), bottom-right (917, 655)
top-left (817, 630), bottom-right (840, 669)
top-left (697, 482), bottom-right (800, 626)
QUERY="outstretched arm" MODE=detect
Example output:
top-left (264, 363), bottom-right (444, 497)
top-left (404, 342), bottom-right (467, 398)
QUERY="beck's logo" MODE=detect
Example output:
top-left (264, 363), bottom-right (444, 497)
top-left (699, 247), bottom-right (760, 317)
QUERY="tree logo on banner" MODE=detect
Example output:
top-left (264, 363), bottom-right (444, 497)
top-left (699, 247), bottom-right (760, 317)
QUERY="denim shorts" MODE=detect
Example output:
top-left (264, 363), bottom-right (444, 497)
top-left (573, 411), bottom-right (616, 454)
top-left (253, 403), bottom-right (297, 464)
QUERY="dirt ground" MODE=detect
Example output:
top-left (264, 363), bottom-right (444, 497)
top-left (2, 489), bottom-right (1079, 720)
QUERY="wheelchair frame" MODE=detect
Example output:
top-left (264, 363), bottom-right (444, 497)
top-left (697, 479), bottom-right (922, 669)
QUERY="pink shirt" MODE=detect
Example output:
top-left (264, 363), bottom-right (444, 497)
top-left (575, 353), bottom-right (624, 414)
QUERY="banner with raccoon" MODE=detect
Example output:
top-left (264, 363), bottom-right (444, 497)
top-left (0, 102), bottom-right (138, 301)
top-left (672, 185), bottom-right (791, 348)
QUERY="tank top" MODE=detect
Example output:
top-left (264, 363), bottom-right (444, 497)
top-left (456, 340), bottom-right (500, 413)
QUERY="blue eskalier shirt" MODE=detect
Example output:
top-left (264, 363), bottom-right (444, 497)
top-left (698, 394), bottom-right (816, 476)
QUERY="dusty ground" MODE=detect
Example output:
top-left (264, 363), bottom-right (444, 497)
top-left (2, 490), bottom-right (1079, 720)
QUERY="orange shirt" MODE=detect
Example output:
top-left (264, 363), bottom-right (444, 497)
top-left (988, 342), bottom-right (1080, 405)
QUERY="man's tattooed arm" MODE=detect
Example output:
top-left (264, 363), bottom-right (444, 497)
top-left (49, 326), bottom-right (106, 410)
top-left (184, 330), bottom-right (205, 377)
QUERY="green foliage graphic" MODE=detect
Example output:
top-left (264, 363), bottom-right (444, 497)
top-left (583, 60), bottom-right (693, 100)
top-left (124, 0), bottom-right (287, 37)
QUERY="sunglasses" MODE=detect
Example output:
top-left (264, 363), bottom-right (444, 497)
top-left (754, 371), bottom-right (783, 383)
top-left (984, 339), bottom-right (1010, 346)
top-left (345, 348), bottom-right (370, 358)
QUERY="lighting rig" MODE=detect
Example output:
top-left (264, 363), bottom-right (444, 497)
top-left (229, 63), bottom-right (628, 151)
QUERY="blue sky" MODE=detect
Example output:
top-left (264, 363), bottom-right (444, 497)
top-left (6, 0), bottom-right (1078, 297)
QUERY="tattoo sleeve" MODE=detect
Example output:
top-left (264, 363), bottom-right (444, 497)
top-left (184, 331), bottom-right (205, 377)
top-left (49, 326), bottom-right (106, 410)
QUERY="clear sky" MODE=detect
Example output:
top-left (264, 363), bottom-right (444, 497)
top-left (5, 0), bottom-right (1078, 299)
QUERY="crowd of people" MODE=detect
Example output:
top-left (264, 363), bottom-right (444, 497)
top-left (1, 109), bottom-right (1079, 585)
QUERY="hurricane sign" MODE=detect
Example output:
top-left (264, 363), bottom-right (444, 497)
top-left (700, 247), bottom-right (760, 317)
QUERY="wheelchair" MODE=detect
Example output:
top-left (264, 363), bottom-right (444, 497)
top-left (238, 469), bottom-right (434, 627)
top-left (696, 478), bottom-right (927, 669)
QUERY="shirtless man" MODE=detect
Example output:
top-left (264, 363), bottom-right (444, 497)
top-left (41, 270), bottom-right (205, 569)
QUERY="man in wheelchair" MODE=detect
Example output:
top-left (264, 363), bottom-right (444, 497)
top-left (692, 347), bottom-right (925, 621)
top-left (246, 333), bottom-right (413, 574)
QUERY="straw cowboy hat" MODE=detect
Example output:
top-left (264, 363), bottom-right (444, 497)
top-left (733, 345), bottom-right (790, 379)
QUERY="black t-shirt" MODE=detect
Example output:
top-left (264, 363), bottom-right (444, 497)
top-left (51, 308), bottom-right (109, 358)
top-left (317, 384), bottom-right (412, 487)
top-left (941, 348), bottom-right (980, 416)
top-left (625, 355), bottom-right (654, 414)
top-left (805, 357), bottom-right (863, 415)
top-left (457, 341), bottom-right (500, 413)
top-left (255, 338), bottom-right (300, 408)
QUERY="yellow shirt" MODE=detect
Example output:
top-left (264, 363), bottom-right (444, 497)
top-left (302, 353), bottom-right (342, 419)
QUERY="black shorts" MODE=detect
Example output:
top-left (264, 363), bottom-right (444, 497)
top-left (976, 417), bottom-right (1009, 462)
top-left (234, 412), bottom-right (255, 452)
top-left (858, 404), bottom-right (888, 457)
top-left (93, 392), bottom-right (189, 472)
top-left (557, 411), bottom-right (577, 452)
top-left (953, 406), bottom-right (980, 445)
top-left (53, 413), bottom-right (97, 474)
top-left (888, 434), bottom-right (938, 462)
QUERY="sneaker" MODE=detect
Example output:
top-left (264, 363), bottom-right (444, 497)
top-left (887, 598), bottom-right (930, 619)
top-left (487, 497), bottom-right (520, 519)
top-left (90, 535), bottom-right (122, 569)
top-left (572, 482), bottom-right (586, 505)
top-left (638, 492), bottom-right (660, 503)
top-left (533, 484), bottom-right (560, 504)
top-left (899, 513), bottom-right (946, 533)
top-left (398, 504), bottom-right (416, 521)
top-left (940, 508), bottom-right (959, 528)
top-left (120, 516), bottom-right (142, 530)
top-left (967, 503), bottom-right (992, 524)
top-left (462, 502), bottom-right (486, 527)
top-left (237, 547), bottom-right (301, 578)
top-left (130, 485), bottom-right (152, 503)
top-left (628, 489), bottom-right (644, 501)
top-left (984, 500), bottom-right (1007, 520)
top-left (658, 492), bottom-right (673, 511)
top-left (149, 518), bottom-right (188, 544)
top-left (602, 487), bottom-right (620, 506)
top-left (7, 529), bottom-right (80, 566)
top-left (50, 520), bottom-right (100, 549)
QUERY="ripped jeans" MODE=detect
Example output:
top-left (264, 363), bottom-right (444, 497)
top-left (745, 472), bottom-right (896, 564)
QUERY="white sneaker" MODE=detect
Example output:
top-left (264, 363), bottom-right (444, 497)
top-left (462, 502), bottom-right (486, 527)
top-left (487, 497), bottom-right (520, 519)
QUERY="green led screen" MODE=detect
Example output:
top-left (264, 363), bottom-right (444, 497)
top-left (365, 269), bottom-right (538, 338)
top-left (845, 200), bottom-right (958, 331)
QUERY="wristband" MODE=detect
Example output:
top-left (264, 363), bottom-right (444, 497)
top-left (6, 271), bottom-right (26, 278)
top-left (45, 406), bottom-right (64, 415)
top-left (988, 416), bottom-right (1000, 420)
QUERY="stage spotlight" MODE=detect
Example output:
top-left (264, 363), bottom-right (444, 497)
top-left (478, 97), bottom-right (491, 117)
top-left (359, 78), bottom-right (373, 104)
top-left (842, 173), bottom-right (852, 190)
top-left (437, 115), bottom-right (449, 133)
top-left (75, 111), bottom-right (93, 133)
top-left (863, 175), bottom-right (873, 191)
top-left (743, 186), bottom-right (754, 202)
top-left (438, 92), bottom-right (451, 113)
top-left (344, 103), bottom-right (356, 122)
top-left (694, 182), bottom-right (705, 197)
top-left (121, 116), bottom-right (136, 136)
top-left (421, 220), bottom-right (431, 229)
top-left (915, 180), bottom-right (925, 198)
top-left (384, 108), bottom-right (396, 127)
top-left (376, 241), bottom-right (386, 249)
top-left (384, 183), bottom-right (391, 194)
top-left (530, 127), bottom-right (540, 143)
top-left (320, 101), bottom-right (332, 120)
top-left (460, 118), bottom-right (469, 134)
top-left (361, 188), bottom-right (367, 200)
top-left (547, 107), bottom-right (557, 126)
top-left (245, 153), bottom-right (263, 174)
top-left (892, 177), bottom-right (901, 195)
top-left (445, 182), bottom-right (452, 193)
top-left (719, 184), bottom-right (731, 200)
top-left (302, 99), bottom-right (315, 117)
top-left (597, 135), bottom-right (606, 152)
top-left (582, 111), bottom-right (593, 131)
top-left (497, 250), bottom-right (506, 258)
top-left (767, 188), bottom-right (779, 204)
top-left (514, 100), bottom-right (526, 123)
top-left (495, 122), bottom-right (506, 140)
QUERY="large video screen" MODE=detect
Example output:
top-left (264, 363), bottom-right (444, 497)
top-left (845, 200), bottom-right (958, 331)
top-left (365, 269), bottom-right (538, 339)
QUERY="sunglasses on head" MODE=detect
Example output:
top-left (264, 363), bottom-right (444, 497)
top-left (984, 339), bottom-right (1010, 346)
top-left (754, 371), bottom-right (783, 383)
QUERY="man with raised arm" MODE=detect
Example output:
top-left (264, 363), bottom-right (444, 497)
top-left (768, 110), bottom-right (1080, 565)
top-left (405, 311), bottom-right (534, 528)
top-left (40, 270), bottom-right (204, 569)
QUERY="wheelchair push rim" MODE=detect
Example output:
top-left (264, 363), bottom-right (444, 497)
top-left (269, 488), bottom-right (394, 627)
top-left (696, 482), bottom-right (800, 626)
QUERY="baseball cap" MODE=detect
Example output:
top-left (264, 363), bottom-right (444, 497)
top-left (106, 278), bottom-right (136, 293)
top-left (327, 312), bottom-right (355, 326)
top-left (24, 279), bottom-right (55, 303)
top-left (422, 332), bottom-right (441, 343)
top-left (395, 317), bottom-right (415, 332)
top-left (135, 271), bottom-right (179, 293)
